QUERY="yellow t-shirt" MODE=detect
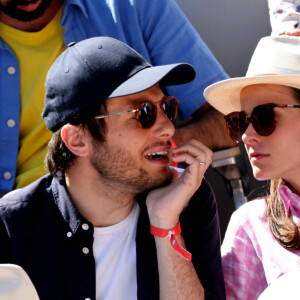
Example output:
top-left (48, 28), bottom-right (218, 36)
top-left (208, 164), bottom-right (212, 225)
top-left (0, 8), bottom-right (65, 189)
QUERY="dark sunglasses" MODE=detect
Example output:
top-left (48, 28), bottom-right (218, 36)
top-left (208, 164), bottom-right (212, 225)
top-left (95, 96), bottom-right (178, 129)
top-left (224, 103), bottom-right (300, 143)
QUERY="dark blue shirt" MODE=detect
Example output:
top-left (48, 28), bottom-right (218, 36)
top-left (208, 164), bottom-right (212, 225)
top-left (0, 174), bottom-right (225, 299)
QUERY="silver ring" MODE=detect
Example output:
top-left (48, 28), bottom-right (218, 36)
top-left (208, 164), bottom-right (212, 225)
top-left (199, 161), bottom-right (206, 165)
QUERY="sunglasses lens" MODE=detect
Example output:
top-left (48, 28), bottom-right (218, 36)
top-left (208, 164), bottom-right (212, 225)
top-left (162, 98), bottom-right (178, 122)
top-left (136, 97), bottom-right (178, 129)
top-left (137, 102), bottom-right (156, 128)
top-left (225, 104), bottom-right (277, 142)
top-left (252, 104), bottom-right (276, 136)
top-left (225, 112), bottom-right (248, 143)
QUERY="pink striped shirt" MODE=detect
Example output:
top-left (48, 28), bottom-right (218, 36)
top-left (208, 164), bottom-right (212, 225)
top-left (221, 185), bottom-right (300, 299)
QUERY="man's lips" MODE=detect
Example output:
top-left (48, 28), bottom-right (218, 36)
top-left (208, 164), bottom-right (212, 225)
top-left (144, 146), bottom-right (172, 163)
top-left (17, 0), bottom-right (42, 12)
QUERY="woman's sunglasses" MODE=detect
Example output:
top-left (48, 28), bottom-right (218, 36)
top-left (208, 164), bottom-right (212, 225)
top-left (224, 103), bottom-right (300, 143)
top-left (95, 96), bottom-right (178, 129)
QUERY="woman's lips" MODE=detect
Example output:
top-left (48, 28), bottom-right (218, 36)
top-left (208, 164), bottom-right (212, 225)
top-left (249, 152), bottom-right (269, 162)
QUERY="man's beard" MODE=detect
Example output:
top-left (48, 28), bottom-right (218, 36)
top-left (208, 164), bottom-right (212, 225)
top-left (91, 141), bottom-right (173, 195)
top-left (0, 0), bottom-right (52, 21)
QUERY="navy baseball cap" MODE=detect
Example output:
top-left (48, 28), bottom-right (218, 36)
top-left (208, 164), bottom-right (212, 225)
top-left (42, 36), bottom-right (196, 132)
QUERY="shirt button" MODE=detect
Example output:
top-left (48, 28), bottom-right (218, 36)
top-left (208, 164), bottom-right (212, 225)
top-left (82, 223), bottom-right (89, 230)
top-left (82, 247), bottom-right (89, 254)
top-left (4, 172), bottom-right (12, 180)
top-left (7, 119), bottom-right (16, 128)
top-left (7, 66), bottom-right (16, 75)
top-left (67, 232), bottom-right (72, 238)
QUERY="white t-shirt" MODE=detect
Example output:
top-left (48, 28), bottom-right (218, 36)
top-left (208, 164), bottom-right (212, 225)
top-left (93, 202), bottom-right (140, 300)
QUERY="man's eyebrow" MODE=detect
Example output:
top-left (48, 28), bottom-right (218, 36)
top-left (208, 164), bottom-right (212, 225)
top-left (112, 94), bottom-right (165, 111)
top-left (121, 98), bottom-right (148, 109)
top-left (129, 95), bottom-right (166, 106)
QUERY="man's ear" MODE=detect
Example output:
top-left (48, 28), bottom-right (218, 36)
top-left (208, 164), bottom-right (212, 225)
top-left (61, 124), bottom-right (90, 157)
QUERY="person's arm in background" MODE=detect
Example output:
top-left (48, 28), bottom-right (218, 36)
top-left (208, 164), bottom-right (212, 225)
top-left (173, 102), bottom-right (236, 150)
top-left (137, 0), bottom-right (235, 150)
top-left (268, 0), bottom-right (300, 36)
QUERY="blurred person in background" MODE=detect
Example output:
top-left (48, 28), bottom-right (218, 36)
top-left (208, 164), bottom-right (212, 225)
top-left (0, 0), bottom-right (233, 196)
top-left (268, 0), bottom-right (300, 35)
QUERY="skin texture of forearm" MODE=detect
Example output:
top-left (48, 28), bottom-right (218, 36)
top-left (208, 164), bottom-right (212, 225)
top-left (154, 235), bottom-right (205, 300)
top-left (173, 106), bottom-right (236, 151)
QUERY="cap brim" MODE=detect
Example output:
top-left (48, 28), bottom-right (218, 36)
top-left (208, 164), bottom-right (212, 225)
top-left (204, 74), bottom-right (300, 115)
top-left (108, 63), bottom-right (196, 98)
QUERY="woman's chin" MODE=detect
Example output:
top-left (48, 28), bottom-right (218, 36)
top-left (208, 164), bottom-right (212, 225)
top-left (252, 168), bottom-right (271, 181)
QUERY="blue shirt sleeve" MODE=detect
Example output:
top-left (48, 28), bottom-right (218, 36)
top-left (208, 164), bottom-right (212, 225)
top-left (62, 0), bottom-right (229, 120)
top-left (136, 0), bottom-right (229, 119)
top-left (0, 40), bottom-right (20, 192)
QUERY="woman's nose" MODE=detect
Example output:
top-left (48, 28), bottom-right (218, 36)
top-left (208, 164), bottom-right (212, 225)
top-left (242, 122), bottom-right (262, 144)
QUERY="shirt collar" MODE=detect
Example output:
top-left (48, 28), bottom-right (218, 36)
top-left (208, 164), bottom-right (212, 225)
top-left (279, 184), bottom-right (300, 224)
top-left (51, 176), bottom-right (149, 237)
top-left (51, 175), bottom-right (89, 234)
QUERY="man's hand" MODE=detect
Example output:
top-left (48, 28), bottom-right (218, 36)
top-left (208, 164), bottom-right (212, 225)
top-left (146, 139), bottom-right (212, 300)
top-left (146, 139), bottom-right (212, 229)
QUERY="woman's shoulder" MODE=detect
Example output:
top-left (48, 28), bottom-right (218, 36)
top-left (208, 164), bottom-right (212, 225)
top-left (235, 198), bottom-right (266, 216)
top-left (228, 198), bottom-right (268, 231)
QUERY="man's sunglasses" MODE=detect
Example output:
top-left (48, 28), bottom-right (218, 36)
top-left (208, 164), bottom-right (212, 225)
top-left (224, 103), bottom-right (300, 143)
top-left (95, 96), bottom-right (178, 129)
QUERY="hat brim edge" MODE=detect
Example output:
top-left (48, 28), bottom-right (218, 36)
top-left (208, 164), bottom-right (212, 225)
top-left (108, 63), bottom-right (196, 99)
top-left (204, 75), bottom-right (300, 115)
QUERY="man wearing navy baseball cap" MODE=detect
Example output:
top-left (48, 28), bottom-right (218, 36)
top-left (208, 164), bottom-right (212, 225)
top-left (0, 37), bottom-right (224, 300)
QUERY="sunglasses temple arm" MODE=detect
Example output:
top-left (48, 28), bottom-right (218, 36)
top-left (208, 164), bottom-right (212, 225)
top-left (276, 104), bottom-right (300, 109)
top-left (286, 105), bottom-right (300, 108)
top-left (95, 109), bottom-right (138, 119)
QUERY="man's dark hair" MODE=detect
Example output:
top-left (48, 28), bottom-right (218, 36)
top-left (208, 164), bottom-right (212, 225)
top-left (45, 101), bottom-right (107, 176)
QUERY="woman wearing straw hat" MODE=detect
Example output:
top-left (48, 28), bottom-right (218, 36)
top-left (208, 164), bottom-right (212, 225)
top-left (204, 35), bottom-right (300, 299)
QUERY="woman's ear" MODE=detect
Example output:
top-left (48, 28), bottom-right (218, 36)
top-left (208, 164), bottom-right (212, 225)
top-left (61, 124), bottom-right (90, 157)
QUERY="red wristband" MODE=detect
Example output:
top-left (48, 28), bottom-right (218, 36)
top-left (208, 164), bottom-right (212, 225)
top-left (150, 222), bottom-right (192, 261)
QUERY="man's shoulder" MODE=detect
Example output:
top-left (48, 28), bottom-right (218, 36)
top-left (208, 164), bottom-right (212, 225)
top-left (180, 178), bottom-right (217, 224)
top-left (0, 174), bottom-right (54, 212)
top-left (189, 178), bottom-right (216, 208)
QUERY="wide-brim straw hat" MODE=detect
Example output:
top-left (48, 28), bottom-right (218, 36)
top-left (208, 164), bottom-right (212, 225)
top-left (204, 36), bottom-right (300, 115)
top-left (0, 264), bottom-right (39, 300)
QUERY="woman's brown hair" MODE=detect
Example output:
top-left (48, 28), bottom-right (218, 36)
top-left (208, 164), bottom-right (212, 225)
top-left (266, 179), bottom-right (300, 249)
top-left (265, 87), bottom-right (300, 249)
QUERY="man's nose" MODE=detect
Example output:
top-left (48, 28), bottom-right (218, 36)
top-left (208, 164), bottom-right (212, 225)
top-left (152, 107), bottom-right (175, 138)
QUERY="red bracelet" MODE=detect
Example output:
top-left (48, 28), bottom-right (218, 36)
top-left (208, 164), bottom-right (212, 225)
top-left (150, 222), bottom-right (192, 261)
